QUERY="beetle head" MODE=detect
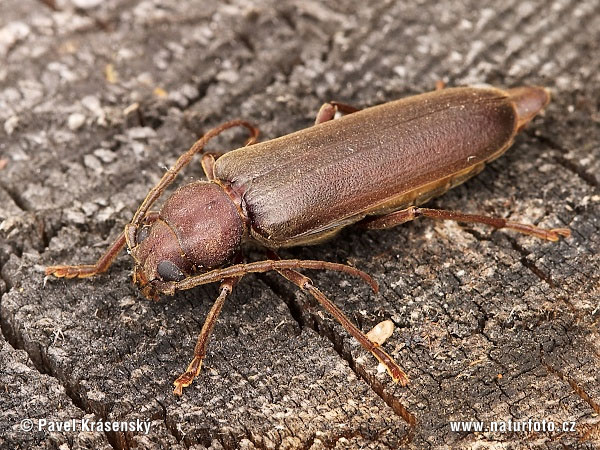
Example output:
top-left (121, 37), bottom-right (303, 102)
top-left (127, 181), bottom-right (245, 300)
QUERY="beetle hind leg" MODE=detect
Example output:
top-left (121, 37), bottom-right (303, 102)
top-left (361, 206), bottom-right (571, 242)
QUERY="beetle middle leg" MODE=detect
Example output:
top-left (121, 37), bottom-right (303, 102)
top-left (361, 206), bottom-right (571, 241)
top-left (315, 101), bottom-right (360, 125)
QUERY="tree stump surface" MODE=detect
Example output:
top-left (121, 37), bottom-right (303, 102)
top-left (1, 1), bottom-right (599, 449)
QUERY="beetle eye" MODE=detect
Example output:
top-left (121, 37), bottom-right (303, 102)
top-left (136, 226), bottom-right (150, 244)
top-left (157, 260), bottom-right (185, 282)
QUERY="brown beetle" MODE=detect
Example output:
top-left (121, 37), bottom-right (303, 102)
top-left (46, 85), bottom-right (570, 395)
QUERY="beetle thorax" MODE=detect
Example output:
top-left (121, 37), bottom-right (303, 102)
top-left (129, 181), bottom-right (244, 293)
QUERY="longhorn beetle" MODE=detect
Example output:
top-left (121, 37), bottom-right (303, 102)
top-left (46, 85), bottom-right (570, 395)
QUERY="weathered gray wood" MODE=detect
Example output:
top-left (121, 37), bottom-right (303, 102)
top-left (1, 0), bottom-right (599, 448)
top-left (0, 337), bottom-right (113, 449)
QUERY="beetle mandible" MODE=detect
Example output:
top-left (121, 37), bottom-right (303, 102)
top-left (45, 85), bottom-right (571, 395)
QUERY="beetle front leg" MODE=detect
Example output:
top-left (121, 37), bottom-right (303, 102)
top-left (201, 153), bottom-right (218, 181)
top-left (315, 101), bottom-right (360, 125)
top-left (173, 276), bottom-right (239, 395)
top-left (201, 124), bottom-right (261, 180)
top-left (46, 212), bottom-right (160, 279)
top-left (45, 231), bottom-right (127, 279)
top-left (361, 206), bottom-right (571, 241)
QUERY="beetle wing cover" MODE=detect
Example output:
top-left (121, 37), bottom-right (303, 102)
top-left (214, 87), bottom-right (517, 247)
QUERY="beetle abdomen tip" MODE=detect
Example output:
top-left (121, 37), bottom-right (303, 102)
top-left (506, 86), bottom-right (551, 130)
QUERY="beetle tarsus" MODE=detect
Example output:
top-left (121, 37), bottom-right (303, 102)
top-left (45, 264), bottom-right (101, 278)
top-left (302, 282), bottom-right (409, 385)
top-left (173, 356), bottom-right (204, 396)
top-left (504, 222), bottom-right (571, 241)
top-left (371, 344), bottom-right (410, 386)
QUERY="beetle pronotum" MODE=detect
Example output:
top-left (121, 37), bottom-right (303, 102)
top-left (46, 85), bottom-right (570, 395)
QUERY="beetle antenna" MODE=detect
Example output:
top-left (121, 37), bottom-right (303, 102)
top-left (130, 120), bottom-right (259, 230)
top-left (263, 250), bottom-right (408, 385)
top-left (156, 259), bottom-right (379, 295)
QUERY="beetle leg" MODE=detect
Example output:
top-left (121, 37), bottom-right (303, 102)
top-left (265, 251), bottom-right (408, 385)
top-left (45, 231), bottom-right (127, 279)
top-left (173, 275), bottom-right (239, 395)
top-left (315, 101), bottom-right (360, 125)
top-left (174, 252), bottom-right (243, 394)
top-left (45, 212), bottom-right (160, 279)
top-left (361, 206), bottom-right (571, 241)
top-left (201, 125), bottom-right (261, 180)
top-left (201, 153), bottom-right (217, 181)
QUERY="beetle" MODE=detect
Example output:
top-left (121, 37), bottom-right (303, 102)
top-left (45, 85), bottom-right (570, 395)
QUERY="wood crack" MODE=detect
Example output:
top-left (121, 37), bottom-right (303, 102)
top-left (257, 271), bottom-right (416, 428)
top-left (543, 361), bottom-right (600, 415)
top-left (0, 307), bottom-right (121, 449)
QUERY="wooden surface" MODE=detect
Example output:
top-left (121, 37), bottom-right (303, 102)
top-left (1, 0), bottom-right (599, 448)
